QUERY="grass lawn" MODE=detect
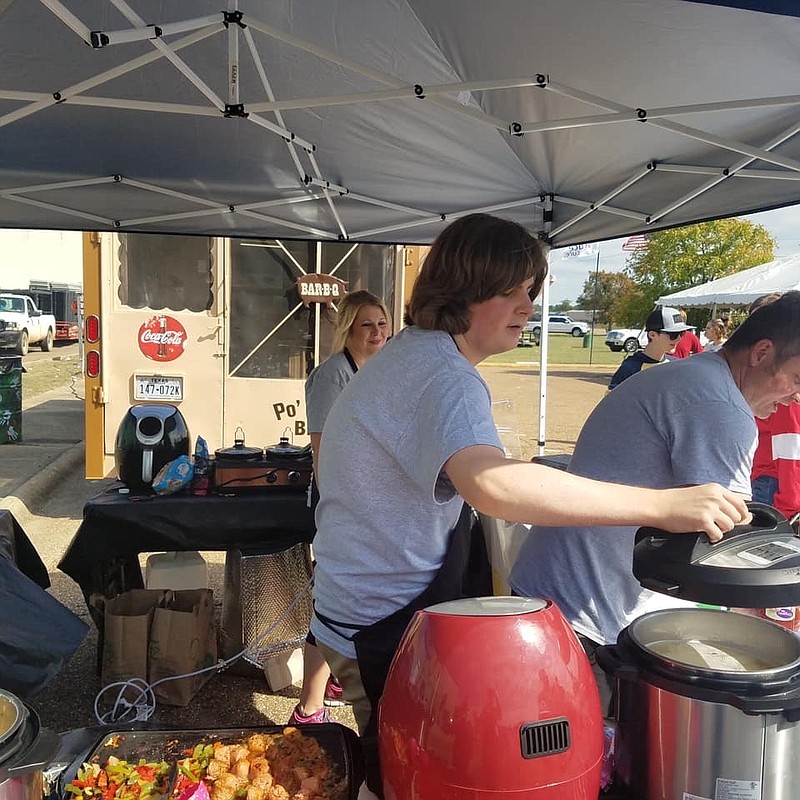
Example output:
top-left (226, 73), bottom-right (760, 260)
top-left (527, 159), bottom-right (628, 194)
top-left (485, 333), bottom-right (628, 367)
top-left (22, 355), bottom-right (82, 401)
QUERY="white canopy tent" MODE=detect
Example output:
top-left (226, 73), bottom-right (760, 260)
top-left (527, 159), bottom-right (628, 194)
top-left (658, 253), bottom-right (800, 309)
top-left (2, 0), bottom-right (800, 451)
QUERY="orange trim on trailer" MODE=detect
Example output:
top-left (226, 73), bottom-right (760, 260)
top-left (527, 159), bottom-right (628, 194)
top-left (82, 231), bottom-right (106, 479)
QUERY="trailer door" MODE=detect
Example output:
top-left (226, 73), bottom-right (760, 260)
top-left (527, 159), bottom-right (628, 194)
top-left (95, 233), bottom-right (225, 475)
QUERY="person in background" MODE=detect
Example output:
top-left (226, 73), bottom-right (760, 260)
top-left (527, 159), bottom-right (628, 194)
top-left (310, 213), bottom-right (748, 796)
top-left (608, 305), bottom-right (691, 389)
top-left (288, 289), bottom-right (391, 726)
top-left (511, 291), bottom-right (800, 716)
top-left (704, 318), bottom-right (728, 352)
top-left (749, 293), bottom-right (800, 518)
top-left (672, 308), bottom-right (703, 358)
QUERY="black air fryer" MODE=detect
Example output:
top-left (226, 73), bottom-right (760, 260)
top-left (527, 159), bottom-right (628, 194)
top-left (114, 404), bottom-right (190, 493)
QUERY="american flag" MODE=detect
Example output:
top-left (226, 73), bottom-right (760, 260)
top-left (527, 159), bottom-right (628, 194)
top-left (622, 234), bottom-right (649, 252)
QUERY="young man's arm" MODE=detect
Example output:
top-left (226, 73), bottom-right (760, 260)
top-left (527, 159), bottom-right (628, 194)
top-left (445, 444), bottom-right (749, 542)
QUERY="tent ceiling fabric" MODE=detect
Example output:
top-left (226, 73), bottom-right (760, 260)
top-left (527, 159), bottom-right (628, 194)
top-left (1, 1), bottom-right (799, 245)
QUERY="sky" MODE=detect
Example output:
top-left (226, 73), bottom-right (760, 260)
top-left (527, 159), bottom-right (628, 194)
top-left (547, 204), bottom-right (800, 305)
top-left (0, 229), bottom-right (83, 288)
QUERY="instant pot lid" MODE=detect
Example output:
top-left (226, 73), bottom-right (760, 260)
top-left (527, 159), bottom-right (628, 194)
top-left (633, 503), bottom-right (800, 608)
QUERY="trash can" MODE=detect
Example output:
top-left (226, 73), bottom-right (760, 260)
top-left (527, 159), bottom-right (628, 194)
top-left (0, 356), bottom-right (24, 444)
top-left (583, 332), bottom-right (592, 348)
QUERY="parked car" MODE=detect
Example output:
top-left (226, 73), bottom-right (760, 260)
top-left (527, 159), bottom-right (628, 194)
top-left (0, 293), bottom-right (56, 355)
top-left (528, 315), bottom-right (590, 338)
top-left (605, 327), bottom-right (648, 353)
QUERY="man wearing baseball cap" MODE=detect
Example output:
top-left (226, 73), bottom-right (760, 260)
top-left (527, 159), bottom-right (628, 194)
top-left (608, 305), bottom-right (693, 389)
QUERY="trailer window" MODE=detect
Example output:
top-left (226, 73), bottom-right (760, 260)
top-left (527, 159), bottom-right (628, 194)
top-left (117, 234), bottom-right (213, 312)
top-left (229, 240), bottom-right (312, 379)
top-left (229, 241), bottom-right (396, 380)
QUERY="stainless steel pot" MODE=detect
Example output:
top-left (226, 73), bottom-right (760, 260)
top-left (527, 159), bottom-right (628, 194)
top-left (0, 690), bottom-right (59, 800)
top-left (598, 608), bottom-right (800, 800)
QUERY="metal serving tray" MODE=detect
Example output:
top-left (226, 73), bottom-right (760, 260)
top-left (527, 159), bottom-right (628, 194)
top-left (57, 724), bottom-right (363, 800)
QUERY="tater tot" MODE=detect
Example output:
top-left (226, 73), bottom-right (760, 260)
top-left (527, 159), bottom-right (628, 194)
top-left (246, 786), bottom-right (266, 800)
top-left (229, 745), bottom-right (249, 764)
top-left (247, 734), bottom-right (268, 754)
top-left (232, 760), bottom-right (250, 780)
top-left (205, 759), bottom-right (229, 780)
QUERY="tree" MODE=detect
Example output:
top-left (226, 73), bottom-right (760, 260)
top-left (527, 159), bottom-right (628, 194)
top-left (624, 218), bottom-right (775, 313)
top-left (553, 298), bottom-right (573, 312)
top-left (576, 270), bottom-right (637, 327)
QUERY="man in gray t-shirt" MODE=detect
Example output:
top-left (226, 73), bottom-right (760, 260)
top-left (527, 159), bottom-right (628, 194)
top-left (511, 292), bottom-right (800, 710)
top-left (308, 213), bottom-right (751, 797)
top-left (511, 352), bottom-right (755, 647)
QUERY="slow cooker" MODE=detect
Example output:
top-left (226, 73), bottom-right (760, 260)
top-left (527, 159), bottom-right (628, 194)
top-left (213, 431), bottom-right (312, 493)
top-left (0, 690), bottom-right (59, 800)
top-left (598, 502), bottom-right (800, 800)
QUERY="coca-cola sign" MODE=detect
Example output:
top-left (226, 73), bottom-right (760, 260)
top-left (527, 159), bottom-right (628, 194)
top-left (296, 274), bottom-right (348, 306)
top-left (138, 315), bottom-right (187, 362)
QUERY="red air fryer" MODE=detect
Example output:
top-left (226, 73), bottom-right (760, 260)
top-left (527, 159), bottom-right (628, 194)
top-left (379, 596), bottom-right (602, 800)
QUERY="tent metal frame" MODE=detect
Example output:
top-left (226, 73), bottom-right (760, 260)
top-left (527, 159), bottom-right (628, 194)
top-left (0, 1), bottom-right (797, 248)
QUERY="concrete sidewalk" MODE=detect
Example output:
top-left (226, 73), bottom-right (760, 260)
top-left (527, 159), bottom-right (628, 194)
top-left (0, 384), bottom-right (86, 516)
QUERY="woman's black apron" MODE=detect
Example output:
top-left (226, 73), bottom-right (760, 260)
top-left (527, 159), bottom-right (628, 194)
top-left (315, 502), bottom-right (491, 795)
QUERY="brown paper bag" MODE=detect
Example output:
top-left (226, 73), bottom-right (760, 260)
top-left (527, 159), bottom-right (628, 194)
top-left (148, 588), bottom-right (217, 707)
top-left (101, 589), bottom-right (165, 689)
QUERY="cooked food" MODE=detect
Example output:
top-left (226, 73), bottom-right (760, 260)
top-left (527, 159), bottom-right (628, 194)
top-left (172, 729), bottom-right (344, 800)
top-left (65, 757), bottom-right (171, 800)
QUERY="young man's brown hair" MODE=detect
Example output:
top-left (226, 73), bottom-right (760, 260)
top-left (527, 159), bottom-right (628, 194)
top-left (405, 213), bottom-right (548, 334)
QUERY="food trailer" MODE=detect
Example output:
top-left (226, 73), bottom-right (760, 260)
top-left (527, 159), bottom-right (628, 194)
top-left (81, 231), bottom-right (425, 479)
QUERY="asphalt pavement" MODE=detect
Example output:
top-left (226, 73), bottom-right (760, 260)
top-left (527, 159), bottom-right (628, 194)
top-left (0, 379), bottom-right (359, 743)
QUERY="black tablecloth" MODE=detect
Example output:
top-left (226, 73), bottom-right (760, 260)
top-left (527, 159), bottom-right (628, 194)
top-left (57, 485), bottom-right (316, 603)
top-left (0, 507), bottom-right (49, 588)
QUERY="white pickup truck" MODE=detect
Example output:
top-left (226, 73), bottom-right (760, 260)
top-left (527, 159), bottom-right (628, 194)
top-left (0, 293), bottom-right (56, 355)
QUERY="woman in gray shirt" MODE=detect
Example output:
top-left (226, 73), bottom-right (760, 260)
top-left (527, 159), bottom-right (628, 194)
top-left (289, 289), bottom-right (390, 725)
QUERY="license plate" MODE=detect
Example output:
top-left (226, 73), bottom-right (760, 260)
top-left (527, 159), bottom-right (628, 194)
top-left (134, 375), bottom-right (184, 401)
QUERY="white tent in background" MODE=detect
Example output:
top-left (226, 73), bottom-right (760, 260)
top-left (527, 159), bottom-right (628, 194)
top-left (658, 253), bottom-right (800, 308)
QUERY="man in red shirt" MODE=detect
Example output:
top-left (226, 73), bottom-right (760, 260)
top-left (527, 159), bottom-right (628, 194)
top-left (671, 308), bottom-right (703, 358)
top-left (750, 293), bottom-right (800, 520)
top-left (751, 405), bottom-right (800, 520)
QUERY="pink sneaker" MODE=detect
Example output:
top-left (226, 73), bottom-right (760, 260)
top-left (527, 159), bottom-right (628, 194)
top-left (287, 704), bottom-right (331, 725)
top-left (323, 678), bottom-right (347, 707)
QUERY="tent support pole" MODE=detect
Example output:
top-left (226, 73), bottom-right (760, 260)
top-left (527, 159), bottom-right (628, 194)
top-left (538, 201), bottom-right (553, 457)
top-left (538, 258), bottom-right (551, 456)
top-left (589, 249), bottom-right (600, 366)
